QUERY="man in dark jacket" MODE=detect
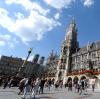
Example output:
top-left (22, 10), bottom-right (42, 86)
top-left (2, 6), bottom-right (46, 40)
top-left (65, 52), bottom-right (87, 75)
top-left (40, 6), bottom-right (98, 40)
top-left (39, 78), bottom-right (45, 94)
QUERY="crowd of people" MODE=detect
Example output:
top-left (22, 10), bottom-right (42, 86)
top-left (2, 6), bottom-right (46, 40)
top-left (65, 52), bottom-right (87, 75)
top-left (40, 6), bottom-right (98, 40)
top-left (17, 77), bottom-right (96, 99)
top-left (0, 76), bottom-right (54, 99)
top-left (0, 76), bottom-right (19, 88)
top-left (0, 76), bottom-right (97, 99)
top-left (19, 77), bottom-right (56, 99)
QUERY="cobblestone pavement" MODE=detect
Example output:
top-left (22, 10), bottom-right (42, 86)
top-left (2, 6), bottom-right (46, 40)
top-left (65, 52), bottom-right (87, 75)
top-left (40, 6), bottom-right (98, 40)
top-left (0, 87), bottom-right (100, 99)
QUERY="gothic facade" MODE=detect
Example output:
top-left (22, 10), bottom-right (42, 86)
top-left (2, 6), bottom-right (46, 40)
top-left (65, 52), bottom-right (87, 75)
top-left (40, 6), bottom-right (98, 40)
top-left (56, 19), bottom-right (100, 84)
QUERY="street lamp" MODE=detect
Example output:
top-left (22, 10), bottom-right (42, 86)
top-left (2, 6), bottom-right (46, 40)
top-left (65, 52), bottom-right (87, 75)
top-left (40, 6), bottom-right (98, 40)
top-left (17, 48), bottom-right (32, 77)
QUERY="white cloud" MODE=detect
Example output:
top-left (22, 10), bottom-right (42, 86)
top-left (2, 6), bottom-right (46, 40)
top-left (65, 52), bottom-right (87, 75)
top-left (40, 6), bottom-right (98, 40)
top-left (0, 8), bottom-right (15, 31)
top-left (28, 54), bottom-right (34, 61)
top-left (0, 41), bottom-right (6, 46)
top-left (5, 0), bottom-right (50, 16)
top-left (22, 54), bottom-right (34, 61)
top-left (54, 13), bottom-right (60, 20)
top-left (82, 0), bottom-right (94, 7)
top-left (0, 34), bottom-right (16, 48)
top-left (0, 34), bottom-right (11, 47)
top-left (44, 0), bottom-right (75, 9)
top-left (0, 7), bottom-right (60, 44)
top-left (14, 10), bottom-right (60, 42)
top-left (13, 38), bottom-right (19, 44)
top-left (15, 12), bottom-right (25, 19)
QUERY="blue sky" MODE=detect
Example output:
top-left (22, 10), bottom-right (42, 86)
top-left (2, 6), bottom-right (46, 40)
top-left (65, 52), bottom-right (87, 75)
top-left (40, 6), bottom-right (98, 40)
top-left (0, 0), bottom-right (100, 61)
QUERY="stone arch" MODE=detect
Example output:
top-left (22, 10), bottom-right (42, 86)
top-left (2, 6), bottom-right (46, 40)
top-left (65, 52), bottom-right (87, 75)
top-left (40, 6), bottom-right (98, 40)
top-left (73, 76), bottom-right (79, 84)
top-left (67, 77), bottom-right (72, 83)
top-left (80, 75), bottom-right (86, 80)
top-left (79, 75), bottom-right (86, 80)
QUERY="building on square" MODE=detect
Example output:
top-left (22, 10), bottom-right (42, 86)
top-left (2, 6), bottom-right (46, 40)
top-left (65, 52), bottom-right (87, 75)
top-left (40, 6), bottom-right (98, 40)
top-left (55, 19), bottom-right (100, 87)
top-left (0, 54), bottom-right (45, 78)
top-left (0, 55), bottom-right (23, 76)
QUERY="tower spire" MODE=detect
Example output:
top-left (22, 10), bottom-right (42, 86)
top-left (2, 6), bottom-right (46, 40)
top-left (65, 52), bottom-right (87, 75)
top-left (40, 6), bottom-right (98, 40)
top-left (65, 18), bottom-right (76, 41)
top-left (64, 18), bottom-right (79, 53)
top-left (71, 17), bottom-right (75, 24)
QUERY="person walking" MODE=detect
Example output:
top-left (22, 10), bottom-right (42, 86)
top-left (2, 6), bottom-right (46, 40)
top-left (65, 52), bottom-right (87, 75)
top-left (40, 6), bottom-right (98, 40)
top-left (55, 81), bottom-right (59, 90)
top-left (8, 78), bottom-right (13, 88)
top-left (39, 78), bottom-right (45, 94)
top-left (18, 78), bottom-right (26, 95)
top-left (91, 79), bottom-right (95, 92)
top-left (3, 78), bottom-right (9, 89)
top-left (59, 81), bottom-right (63, 89)
top-left (77, 81), bottom-right (81, 93)
top-left (68, 80), bottom-right (72, 91)
top-left (64, 82), bottom-right (67, 88)
top-left (84, 79), bottom-right (88, 93)
top-left (0, 77), bottom-right (3, 87)
top-left (31, 78), bottom-right (40, 99)
top-left (79, 79), bottom-right (84, 95)
top-left (47, 79), bottom-right (52, 91)
top-left (22, 77), bottom-right (32, 99)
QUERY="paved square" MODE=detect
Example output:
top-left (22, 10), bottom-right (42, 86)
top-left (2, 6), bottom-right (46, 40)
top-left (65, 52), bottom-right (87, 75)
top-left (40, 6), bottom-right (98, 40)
top-left (0, 87), bottom-right (100, 99)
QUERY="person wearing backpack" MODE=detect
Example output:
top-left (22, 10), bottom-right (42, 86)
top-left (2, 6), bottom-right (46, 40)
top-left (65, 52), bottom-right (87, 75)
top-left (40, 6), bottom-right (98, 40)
top-left (18, 78), bottom-right (26, 95)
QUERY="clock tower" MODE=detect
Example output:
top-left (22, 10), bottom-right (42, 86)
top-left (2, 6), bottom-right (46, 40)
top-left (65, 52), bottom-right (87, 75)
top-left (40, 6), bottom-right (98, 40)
top-left (56, 19), bottom-right (79, 83)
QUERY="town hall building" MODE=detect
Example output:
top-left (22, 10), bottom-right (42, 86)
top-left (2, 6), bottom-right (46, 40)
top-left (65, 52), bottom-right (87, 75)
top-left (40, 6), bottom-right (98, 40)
top-left (55, 19), bottom-right (100, 87)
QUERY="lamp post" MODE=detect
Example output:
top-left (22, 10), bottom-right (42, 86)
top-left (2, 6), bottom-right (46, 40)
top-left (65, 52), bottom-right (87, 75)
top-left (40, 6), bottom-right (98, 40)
top-left (17, 48), bottom-right (32, 77)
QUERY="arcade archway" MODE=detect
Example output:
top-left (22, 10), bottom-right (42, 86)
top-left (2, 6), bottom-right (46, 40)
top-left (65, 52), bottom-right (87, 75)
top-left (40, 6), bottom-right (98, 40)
top-left (80, 76), bottom-right (86, 80)
top-left (73, 76), bottom-right (79, 84)
top-left (67, 77), bottom-right (72, 83)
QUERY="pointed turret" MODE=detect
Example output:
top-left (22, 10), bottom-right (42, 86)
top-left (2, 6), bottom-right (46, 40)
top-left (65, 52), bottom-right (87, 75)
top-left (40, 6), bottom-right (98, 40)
top-left (47, 50), bottom-right (54, 63)
top-left (51, 49), bottom-right (54, 56)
